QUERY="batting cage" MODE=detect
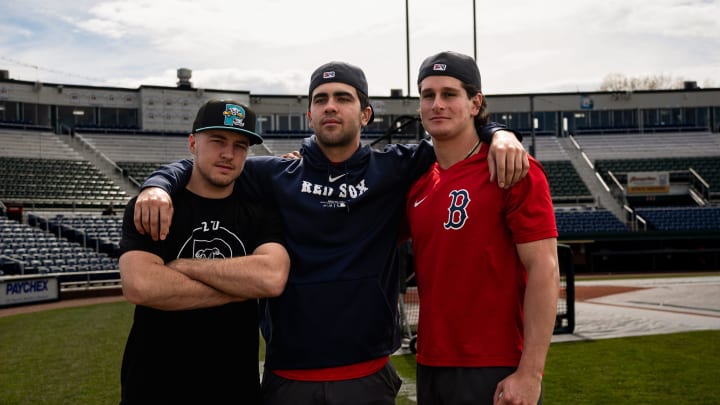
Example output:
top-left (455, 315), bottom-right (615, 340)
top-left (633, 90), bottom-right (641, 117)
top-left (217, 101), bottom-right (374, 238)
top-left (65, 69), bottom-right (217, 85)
top-left (399, 243), bottom-right (576, 354)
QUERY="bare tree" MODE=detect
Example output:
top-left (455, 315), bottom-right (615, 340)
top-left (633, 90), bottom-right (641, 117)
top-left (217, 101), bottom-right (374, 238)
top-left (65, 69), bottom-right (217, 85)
top-left (600, 73), bottom-right (686, 91)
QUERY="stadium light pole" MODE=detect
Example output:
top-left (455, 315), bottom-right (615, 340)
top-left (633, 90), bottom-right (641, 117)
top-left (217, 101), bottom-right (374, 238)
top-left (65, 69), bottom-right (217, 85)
top-left (405, 0), bottom-right (411, 97)
top-left (473, 0), bottom-right (477, 61)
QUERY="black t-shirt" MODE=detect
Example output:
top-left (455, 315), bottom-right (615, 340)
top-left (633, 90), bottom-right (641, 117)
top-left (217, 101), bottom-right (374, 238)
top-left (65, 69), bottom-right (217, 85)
top-left (119, 188), bottom-right (284, 405)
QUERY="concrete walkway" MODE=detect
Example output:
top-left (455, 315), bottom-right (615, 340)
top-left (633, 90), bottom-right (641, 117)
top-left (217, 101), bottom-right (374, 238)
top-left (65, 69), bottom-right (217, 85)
top-left (553, 275), bottom-right (720, 342)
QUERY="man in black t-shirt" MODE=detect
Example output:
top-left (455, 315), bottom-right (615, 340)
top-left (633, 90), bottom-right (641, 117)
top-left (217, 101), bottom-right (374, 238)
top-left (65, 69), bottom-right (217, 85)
top-left (118, 100), bottom-right (290, 405)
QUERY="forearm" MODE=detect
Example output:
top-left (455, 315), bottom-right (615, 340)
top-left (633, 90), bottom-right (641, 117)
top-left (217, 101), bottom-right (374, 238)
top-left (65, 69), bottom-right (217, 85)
top-left (479, 122), bottom-right (523, 143)
top-left (120, 254), bottom-right (238, 311)
top-left (140, 159), bottom-right (193, 193)
top-left (518, 260), bottom-right (559, 379)
top-left (168, 243), bottom-right (289, 298)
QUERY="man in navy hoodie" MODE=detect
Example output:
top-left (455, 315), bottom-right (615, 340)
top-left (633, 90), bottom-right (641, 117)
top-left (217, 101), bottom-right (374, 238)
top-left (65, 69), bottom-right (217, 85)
top-left (133, 61), bottom-right (528, 404)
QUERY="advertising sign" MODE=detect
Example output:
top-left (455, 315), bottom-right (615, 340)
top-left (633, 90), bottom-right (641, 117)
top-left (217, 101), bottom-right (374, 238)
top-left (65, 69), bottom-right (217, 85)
top-left (627, 171), bottom-right (670, 194)
top-left (0, 276), bottom-right (60, 307)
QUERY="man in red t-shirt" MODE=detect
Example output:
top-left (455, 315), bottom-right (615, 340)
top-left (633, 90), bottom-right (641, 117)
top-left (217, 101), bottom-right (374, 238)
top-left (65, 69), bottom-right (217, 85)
top-left (406, 51), bottom-right (560, 405)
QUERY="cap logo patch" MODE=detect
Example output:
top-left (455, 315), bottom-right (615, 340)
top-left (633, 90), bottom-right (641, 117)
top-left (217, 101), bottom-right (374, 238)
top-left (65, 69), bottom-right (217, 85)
top-left (223, 104), bottom-right (246, 128)
top-left (323, 71), bottom-right (336, 79)
top-left (432, 63), bottom-right (447, 71)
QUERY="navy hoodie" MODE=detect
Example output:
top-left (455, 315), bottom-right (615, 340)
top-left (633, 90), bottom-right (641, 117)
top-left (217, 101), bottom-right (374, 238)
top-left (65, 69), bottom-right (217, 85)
top-left (142, 127), bottom-right (509, 370)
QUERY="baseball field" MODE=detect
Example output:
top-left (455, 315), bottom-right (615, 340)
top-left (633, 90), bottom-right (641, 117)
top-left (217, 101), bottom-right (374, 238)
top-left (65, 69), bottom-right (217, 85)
top-left (1, 293), bottom-right (718, 404)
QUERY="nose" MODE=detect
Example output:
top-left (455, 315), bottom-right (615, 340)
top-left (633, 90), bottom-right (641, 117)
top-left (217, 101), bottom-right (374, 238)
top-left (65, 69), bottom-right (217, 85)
top-left (219, 143), bottom-right (235, 159)
top-left (324, 97), bottom-right (339, 113)
top-left (431, 95), bottom-right (445, 111)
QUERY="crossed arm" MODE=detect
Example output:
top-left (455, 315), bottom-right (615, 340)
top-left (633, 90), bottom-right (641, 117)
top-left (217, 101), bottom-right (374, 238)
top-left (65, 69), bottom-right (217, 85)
top-left (120, 242), bottom-right (290, 311)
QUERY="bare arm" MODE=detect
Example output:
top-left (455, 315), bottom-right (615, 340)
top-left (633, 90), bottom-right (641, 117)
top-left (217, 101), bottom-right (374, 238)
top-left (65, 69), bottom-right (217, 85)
top-left (495, 238), bottom-right (559, 405)
top-left (119, 250), bottom-right (239, 311)
top-left (133, 187), bottom-right (174, 241)
top-left (167, 242), bottom-right (290, 298)
top-left (487, 130), bottom-right (530, 189)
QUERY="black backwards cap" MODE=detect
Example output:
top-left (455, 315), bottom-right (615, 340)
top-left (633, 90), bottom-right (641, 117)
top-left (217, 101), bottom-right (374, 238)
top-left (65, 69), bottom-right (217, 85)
top-left (417, 51), bottom-right (482, 91)
top-left (308, 61), bottom-right (374, 124)
top-left (192, 99), bottom-right (263, 145)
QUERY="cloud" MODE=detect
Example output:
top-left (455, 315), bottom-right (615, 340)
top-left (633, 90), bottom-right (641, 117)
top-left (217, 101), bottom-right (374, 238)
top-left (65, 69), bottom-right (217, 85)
top-left (0, 0), bottom-right (717, 95)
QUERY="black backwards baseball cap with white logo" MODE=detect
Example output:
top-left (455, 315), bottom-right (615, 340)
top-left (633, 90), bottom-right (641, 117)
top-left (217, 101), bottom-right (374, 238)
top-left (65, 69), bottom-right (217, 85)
top-left (417, 51), bottom-right (482, 91)
top-left (309, 61), bottom-right (374, 124)
top-left (192, 99), bottom-right (263, 145)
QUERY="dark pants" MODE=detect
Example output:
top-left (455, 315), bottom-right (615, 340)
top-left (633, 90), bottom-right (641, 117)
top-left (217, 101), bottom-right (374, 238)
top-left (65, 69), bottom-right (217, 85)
top-left (417, 364), bottom-right (542, 405)
top-left (262, 361), bottom-right (402, 405)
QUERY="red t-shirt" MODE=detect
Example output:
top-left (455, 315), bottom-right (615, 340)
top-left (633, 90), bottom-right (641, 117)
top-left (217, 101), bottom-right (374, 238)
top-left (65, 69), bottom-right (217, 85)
top-left (406, 147), bottom-right (557, 367)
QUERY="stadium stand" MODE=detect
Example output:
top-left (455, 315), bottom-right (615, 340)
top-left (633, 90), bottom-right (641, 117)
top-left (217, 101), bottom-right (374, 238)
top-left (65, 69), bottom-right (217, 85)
top-left (0, 216), bottom-right (118, 283)
top-left (555, 207), bottom-right (629, 234)
top-left (570, 132), bottom-right (720, 160)
top-left (542, 160), bottom-right (593, 203)
top-left (0, 156), bottom-right (128, 208)
top-left (77, 132), bottom-right (192, 163)
top-left (0, 77), bottom-right (718, 297)
top-left (595, 156), bottom-right (720, 201)
top-left (0, 129), bottom-right (83, 160)
top-left (634, 206), bottom-right (720, 231)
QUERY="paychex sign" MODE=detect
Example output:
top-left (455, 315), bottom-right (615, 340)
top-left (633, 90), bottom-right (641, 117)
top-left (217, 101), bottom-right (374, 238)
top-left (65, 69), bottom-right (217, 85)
top-left (0, 276), bottom-right (60, 307)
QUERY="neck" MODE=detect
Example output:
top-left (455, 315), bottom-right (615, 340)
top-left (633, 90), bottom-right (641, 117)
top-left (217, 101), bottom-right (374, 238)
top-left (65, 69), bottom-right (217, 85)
top-left (315, 138), bottom-right (361, 163)
top-left (433, 133), bottom-right (482, 169)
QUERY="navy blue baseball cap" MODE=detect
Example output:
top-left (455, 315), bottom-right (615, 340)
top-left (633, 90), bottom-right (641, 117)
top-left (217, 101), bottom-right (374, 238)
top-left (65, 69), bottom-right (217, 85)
top-left (417, 51), bottom-right (482, 91)
top-left (192, 99), bottom-right (263, 145)
top-left (309, 61), bottom-right (374, 124)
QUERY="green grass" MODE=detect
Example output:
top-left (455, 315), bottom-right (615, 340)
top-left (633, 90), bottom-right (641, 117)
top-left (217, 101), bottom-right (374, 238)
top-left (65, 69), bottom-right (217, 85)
top-left (391, 331), bottom-right (720, 404)
top-left (1, 301), bottom-right (718, 404)
top-left (0, 301), bottom-right (133, 405)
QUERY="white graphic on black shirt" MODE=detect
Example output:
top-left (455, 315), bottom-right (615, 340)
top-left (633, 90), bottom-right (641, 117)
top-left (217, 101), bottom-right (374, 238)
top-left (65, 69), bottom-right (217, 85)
top-left (177, 220), bottom-right (247, 259)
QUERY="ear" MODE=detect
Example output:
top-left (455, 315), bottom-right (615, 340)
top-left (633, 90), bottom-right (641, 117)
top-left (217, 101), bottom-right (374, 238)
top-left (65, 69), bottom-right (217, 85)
top-left (360, 106), bottom-right (372, 127)
top-left (189, 133), bottom-right (197, 155)
top-left (307, 110), bottom-right (315, 130)
top-left (471, 93), bottom-right (483, 116)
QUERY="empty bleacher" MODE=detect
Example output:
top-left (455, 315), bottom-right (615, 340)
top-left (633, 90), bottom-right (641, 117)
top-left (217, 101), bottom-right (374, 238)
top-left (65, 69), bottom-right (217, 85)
top-left (524, 135), bottom-right (569, 161)
top-left (29, 213), bottom-right (122, 258)
top-left (573, 132), bottom-right (720, 202)
top-left (0, 130), bottom-right (83, 160)
top-left (78, 132), bottom-right (192, 163)
top-left (0, 156), bottom-right (128, 208)
top-left (573, 131), bottom-right (720, 160)
top-left (634, 206), bottom-right (720, 231)
top-left (0, 216), bottom-right (118, 282)
top-left (117, 161), bottom-right (169, 184)
top-left (541, 160), bottom-right (592, 203)
top-left (594, 156), bottom-right (720, 201)
top-left (555, 207), bottom-right (629, 235)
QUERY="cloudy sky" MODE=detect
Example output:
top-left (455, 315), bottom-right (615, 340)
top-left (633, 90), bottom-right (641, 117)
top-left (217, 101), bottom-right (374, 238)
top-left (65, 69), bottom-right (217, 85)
top-left (1, 0), bottom-right (718, 97)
